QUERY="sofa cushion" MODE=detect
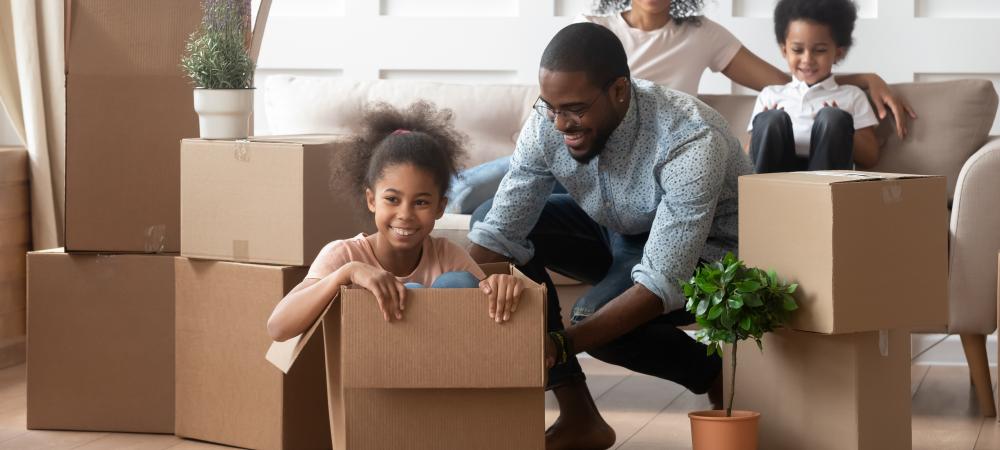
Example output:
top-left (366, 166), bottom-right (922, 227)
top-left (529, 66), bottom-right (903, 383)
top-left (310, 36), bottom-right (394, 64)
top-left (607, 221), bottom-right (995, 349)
top-left (872, 80), bottom-right (998, 199)
top-left (265, 76), bottom-right (539, 168)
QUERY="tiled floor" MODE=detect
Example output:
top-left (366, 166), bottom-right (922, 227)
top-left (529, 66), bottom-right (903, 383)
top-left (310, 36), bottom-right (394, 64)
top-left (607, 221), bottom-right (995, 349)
top-left (1, 358), bottom-right (998, 449)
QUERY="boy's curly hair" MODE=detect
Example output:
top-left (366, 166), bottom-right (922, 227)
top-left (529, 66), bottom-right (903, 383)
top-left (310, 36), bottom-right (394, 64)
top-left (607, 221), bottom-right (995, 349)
top-left (774, 0), bottom-right (857, 49)
top-left (336, 100), bottom-right (468, 200)
top-left (592, 0), bottom-right (704, 25)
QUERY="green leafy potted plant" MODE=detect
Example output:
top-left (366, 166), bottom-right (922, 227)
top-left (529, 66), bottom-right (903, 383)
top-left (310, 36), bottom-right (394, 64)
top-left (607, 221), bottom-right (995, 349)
top-left (681, 252), bottom-right (798, 450)
top-left (181, 0), bottom-right (255, 139)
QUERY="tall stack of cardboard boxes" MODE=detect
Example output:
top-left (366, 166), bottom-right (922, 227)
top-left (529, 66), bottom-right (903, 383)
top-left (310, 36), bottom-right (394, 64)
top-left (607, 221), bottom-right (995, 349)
top-left (731, 171), bottom-right (949, 450)
top-left (0, 147), bottom-right (29, 369)
top-left (174, 136), bottom-right (366, 449)
top-left (25, 0), bottom-right (200, 434)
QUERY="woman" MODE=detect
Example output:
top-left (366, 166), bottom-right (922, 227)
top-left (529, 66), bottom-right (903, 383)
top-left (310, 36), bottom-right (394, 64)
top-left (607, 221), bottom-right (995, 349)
top-left (447, 0), bottom-right (914, 213)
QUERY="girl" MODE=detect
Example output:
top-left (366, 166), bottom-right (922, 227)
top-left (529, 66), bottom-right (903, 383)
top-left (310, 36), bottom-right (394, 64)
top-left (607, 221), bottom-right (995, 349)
top-left (268, 101), bottom-right (524, 342)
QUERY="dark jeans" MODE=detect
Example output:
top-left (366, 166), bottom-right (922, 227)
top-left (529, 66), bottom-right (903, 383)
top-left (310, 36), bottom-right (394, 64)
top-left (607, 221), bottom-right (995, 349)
top-left (750, 107), bottom-right (855, 173)
top-left (471, 194), bottom-right (721, 394)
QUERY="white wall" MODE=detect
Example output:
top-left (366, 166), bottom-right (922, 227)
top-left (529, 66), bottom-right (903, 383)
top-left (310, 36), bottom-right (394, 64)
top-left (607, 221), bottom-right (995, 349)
top-left (251, 0), bottom-right (1000, 135)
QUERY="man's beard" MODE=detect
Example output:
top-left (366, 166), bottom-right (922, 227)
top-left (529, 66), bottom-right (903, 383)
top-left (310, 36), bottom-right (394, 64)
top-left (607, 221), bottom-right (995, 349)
top-left (569, 129), bottom-right (611, 164)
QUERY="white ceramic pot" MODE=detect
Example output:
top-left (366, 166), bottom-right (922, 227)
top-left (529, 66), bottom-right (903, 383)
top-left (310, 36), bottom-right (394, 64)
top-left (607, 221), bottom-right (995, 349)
top-left (192, 88), bottom-right (254, 139)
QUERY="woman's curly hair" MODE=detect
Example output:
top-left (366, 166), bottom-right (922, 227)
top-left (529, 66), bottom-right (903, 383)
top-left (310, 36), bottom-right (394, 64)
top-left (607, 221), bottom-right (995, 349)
top-left (592, 0), bottom-right (704, 25)
top-left (335, 100), bottom-right (468, 200)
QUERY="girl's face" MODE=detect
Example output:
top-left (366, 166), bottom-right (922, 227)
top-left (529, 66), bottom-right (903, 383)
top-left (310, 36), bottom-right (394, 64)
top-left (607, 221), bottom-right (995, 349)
top-left (365, 163), bottom-right (446, 253)
top-left (631, 0), bottom-right (671, 16)
top-left (780, 20), bottom-right (845, 86)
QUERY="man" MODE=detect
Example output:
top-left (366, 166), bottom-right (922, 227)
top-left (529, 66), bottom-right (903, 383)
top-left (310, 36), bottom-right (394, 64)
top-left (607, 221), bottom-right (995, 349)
top-left (468, 23), bottom-right (751, 450)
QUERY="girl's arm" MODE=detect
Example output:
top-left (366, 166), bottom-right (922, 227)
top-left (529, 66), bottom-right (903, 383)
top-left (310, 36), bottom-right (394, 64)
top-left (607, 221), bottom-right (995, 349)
top-left (853, 126), bottom-right (880, 168)
top-left (267, 262), bottom-right (358, 342)
top-left (721, 46), bottom-right (790, 92)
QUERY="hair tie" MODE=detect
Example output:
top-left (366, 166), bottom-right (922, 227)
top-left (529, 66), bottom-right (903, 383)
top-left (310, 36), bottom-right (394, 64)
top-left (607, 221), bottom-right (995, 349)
top-left (391, 129), bottom-right (411, 135)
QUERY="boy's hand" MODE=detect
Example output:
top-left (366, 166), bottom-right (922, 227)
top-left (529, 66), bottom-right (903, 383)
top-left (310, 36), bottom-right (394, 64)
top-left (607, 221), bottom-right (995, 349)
top-left (480, 274), bottom-right (524, 323)
top-left (348, 263), bottom-right (406, 322)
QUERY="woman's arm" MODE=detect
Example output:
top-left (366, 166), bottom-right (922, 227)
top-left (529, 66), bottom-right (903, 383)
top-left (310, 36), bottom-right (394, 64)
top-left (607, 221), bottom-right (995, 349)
top-left (853, 126), bottom-right (880, 168)
top-left (721, 46), bottom-right (790, 92)
top-left (267, 262), bottom-right (357, 342)
top-left (835, 73), bottom-right (917, 139)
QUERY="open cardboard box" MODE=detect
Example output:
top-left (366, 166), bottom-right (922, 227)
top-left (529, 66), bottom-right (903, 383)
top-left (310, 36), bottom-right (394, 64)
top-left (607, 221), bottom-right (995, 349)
top-left (267, 263), bottom-right (546, 450)
top-left (180, 135), bottom-right (373, 266)
top-left (739, 171), bottom-right (948, 334)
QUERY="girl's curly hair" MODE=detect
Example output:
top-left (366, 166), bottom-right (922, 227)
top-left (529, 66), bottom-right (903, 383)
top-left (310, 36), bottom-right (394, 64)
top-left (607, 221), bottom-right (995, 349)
top-left (592, 0), bottom-right (704, 25)
top-left (335, 100), bottom-right (468, 200)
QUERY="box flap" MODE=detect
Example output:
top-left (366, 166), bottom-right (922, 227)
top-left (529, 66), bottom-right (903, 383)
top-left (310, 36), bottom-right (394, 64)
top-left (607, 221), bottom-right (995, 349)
top-left (183, 135), bottom-right (348, 147)
top-left (265, 293), bottom-right (338, 374)
top-left (340, 266), bottom-right (545, 389)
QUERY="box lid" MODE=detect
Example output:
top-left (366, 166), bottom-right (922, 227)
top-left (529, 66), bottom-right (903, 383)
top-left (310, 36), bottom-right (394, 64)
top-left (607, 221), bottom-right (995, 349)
top-left (742, 170), bottom-right (941, 186)
top-left (183, 134), bottom-right (348, 146)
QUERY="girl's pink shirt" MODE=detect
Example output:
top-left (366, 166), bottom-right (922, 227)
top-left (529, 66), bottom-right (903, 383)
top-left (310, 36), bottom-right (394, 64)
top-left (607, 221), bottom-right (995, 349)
top-left (305, 233), bottom-right (486, 285)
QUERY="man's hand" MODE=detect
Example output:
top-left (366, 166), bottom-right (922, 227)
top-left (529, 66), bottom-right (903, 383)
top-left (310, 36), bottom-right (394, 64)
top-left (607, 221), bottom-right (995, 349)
top-left (544, 332), bottom-right (556, 369)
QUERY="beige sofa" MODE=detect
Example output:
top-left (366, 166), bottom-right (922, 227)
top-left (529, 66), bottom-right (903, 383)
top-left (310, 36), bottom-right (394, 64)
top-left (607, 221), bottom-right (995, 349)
top-left (265, 75), bottom-right (1000, 414)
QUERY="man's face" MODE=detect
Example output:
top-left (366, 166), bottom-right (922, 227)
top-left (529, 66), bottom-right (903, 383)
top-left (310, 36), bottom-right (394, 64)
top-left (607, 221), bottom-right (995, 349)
top-left (537, 69), bottom-right (627, 163)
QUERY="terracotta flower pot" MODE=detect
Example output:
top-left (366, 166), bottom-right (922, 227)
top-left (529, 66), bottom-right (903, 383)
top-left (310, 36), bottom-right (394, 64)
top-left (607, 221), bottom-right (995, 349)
top-left (689, 409), bottom-right (760, 450)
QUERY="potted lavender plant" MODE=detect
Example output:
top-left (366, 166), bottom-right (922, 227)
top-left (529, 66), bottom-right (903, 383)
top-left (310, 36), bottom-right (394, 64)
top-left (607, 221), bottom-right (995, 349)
top-left (181, 0), bottom-right (255, 139)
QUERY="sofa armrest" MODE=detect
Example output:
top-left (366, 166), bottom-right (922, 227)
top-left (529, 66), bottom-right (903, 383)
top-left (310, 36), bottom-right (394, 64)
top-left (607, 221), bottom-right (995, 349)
top-left (947, 136), bottom-right (1000, 334)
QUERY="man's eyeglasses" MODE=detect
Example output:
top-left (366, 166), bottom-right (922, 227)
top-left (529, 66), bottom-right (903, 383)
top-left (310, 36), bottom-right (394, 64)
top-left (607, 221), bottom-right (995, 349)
top-left (532, 79), bottom-right (615, 124)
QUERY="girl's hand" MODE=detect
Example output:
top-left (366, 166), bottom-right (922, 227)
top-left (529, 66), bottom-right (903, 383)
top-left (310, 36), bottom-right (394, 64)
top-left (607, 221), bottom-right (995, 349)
top-left (762, 103), bottom-right (782, 112)
top-left (480, 274), bottom-right (524, 323)
top-left (348, 262), bottom-right (406, 322)
top-left (822, 100), bottom-right (840, 109)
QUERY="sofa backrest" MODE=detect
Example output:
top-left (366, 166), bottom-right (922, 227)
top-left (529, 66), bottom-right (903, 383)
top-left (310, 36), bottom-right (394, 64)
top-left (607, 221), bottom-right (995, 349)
top-left (870, 80), bottom-right (998, 198)
top-left (265, 76), bottom-right (538, 168)
top-left (265, 76), bottom-right (997, 198)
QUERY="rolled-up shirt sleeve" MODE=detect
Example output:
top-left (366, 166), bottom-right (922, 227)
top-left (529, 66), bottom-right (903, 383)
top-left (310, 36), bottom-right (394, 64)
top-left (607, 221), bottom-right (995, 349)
top-left (632, 127), bottom-right (729, 312)
top-left (468, 116), bottom-right (556, 264)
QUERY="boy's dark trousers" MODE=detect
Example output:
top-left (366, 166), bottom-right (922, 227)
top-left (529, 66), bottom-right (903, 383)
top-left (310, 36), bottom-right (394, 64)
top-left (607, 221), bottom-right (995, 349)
top-left (750, 107), bottom-right (855, 173)
top-left (472, 194), bottom-right (721, 395)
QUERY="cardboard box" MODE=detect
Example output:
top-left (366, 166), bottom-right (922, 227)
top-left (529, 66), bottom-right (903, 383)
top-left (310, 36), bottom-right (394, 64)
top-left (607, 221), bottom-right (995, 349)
top-left (268, 263), bottom-right (546, 450)
top-left (739, 171), bottom-right (948, 334)
top-left (26, 250), bottom-right (174, 433)
top-left (175, 257), bottom-right (330, 449)
top-left (0, 147), bottom-right (29, 344)
top-left (65, 0), bottom-right (200, 253)
top-left (180, 136), bottom-right (372, 266)
top-left (724, 329), bottom-right (910, 450)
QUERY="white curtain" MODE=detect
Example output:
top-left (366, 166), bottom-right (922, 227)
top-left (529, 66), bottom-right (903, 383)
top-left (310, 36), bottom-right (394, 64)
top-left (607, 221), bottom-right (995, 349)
top-left (0, 0), bottom-right (64, 250)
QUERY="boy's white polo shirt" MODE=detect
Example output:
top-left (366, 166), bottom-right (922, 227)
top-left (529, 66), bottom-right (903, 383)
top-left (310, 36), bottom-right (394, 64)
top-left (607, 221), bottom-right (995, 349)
top-left (747, 75), bottom-right (879, 157)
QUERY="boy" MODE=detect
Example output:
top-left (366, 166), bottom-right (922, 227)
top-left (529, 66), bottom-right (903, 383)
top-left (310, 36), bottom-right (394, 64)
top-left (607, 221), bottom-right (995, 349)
top-left (748, 0), bottom-right (880, 173)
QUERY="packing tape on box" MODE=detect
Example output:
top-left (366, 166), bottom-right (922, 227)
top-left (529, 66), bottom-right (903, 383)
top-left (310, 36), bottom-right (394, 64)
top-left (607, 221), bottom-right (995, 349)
top-left (879, 330), bottom-right (889, 357)
top-left (144, 225), bottom-right (166, 253)
top-left (233, 240), bottom-right (249, 261)
top-left (881, 183), bottom-right (903, 204)
top-left (233, 140), bottom-right (251, 163)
